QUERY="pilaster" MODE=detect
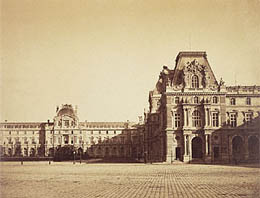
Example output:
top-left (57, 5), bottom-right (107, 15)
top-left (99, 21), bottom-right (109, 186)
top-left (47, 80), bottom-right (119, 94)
top-left (166, 130), bottom-right (174, 163)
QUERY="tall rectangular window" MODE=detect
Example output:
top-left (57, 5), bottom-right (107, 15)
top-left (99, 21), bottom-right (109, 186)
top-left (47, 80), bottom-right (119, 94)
top-left (230, 98), bottom-right (236, 105)
top-left (194, 96), bottom-right (199, 104)
top-left (213, 96), bottom-right (218, 104)
top-left (174, 113), bottom-right (181, 128)
top-left (192, 75), bottom-right (199, 88)
top-left (230, 114), bottom-right (237, 127)
top-left (79, 136), bottom-right (82, 144)
top-left (212, 113), bottom-right (219, 127)
top-left (175, 97), bottom-right (180, 104)
top-left (192, 110), bottom-right (201, 127)
top-left (246, 97), bottom-right (251, 105)
top-left (65, 120), bottom-right (69, 127)
top-left (245, 113), bottom-right (252, 124)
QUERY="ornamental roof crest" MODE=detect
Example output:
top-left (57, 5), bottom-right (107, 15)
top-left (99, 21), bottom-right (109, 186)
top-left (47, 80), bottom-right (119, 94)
top-left (184, 59), bottom-right (206, 74)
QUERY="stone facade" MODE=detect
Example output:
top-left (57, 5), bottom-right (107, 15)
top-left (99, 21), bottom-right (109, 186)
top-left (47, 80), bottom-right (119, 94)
top-left (0, 104), bottom-right (144, 159)
top-left (144, 51), bottom-right (260, 163)
top-left (1, 51), bottom-right (259, 164)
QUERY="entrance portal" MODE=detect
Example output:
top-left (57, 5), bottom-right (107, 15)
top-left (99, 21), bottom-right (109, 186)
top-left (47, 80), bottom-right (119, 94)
top-left (213, 147), bottom-right (219, 159)
top-left (175, 147), bottom-right (181, 160)
top-left (232, 136), bottom-right (244, 161)
top-left (192, 137), bottom-right (203, 158)
top-left (248, 136), bottom-right (259, 160)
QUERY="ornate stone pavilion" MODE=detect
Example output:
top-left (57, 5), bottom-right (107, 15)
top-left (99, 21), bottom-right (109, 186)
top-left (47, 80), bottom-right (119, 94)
top-left (144, 51), bottom-right (260, 163)
top-left (1, 51), bottom-right (259, 164)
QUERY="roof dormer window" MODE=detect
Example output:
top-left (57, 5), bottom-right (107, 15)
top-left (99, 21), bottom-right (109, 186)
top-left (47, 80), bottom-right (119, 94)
top-left (246, 97), bottom-right (251, 105)
top-left (194, 96), bottom-right (199, 104)
top-left (230, 98), bottom-right (236, 105)
top-left (192, 75), bottom-right (199, 88)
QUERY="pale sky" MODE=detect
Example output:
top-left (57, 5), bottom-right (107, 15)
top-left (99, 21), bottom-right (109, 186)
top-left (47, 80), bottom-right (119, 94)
top-left (1, 0), bottom-right (260, 122)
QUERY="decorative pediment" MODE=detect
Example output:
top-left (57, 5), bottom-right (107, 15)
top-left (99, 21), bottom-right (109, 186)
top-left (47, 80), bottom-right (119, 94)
top-left (170, 52), bottom-right (219, 91)
top-left (184, 59), bottom-right (206, 74)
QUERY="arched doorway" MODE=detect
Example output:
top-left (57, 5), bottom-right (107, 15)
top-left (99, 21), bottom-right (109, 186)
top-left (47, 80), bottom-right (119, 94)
top-left (30, 148), bottom-right (36, 157)
top-left (97, 147), bottom-right (102, 157)
top-left (120, 147), bottom-right (124, 157)
top-left (78, 147), bottom-right (83, 154)
top-left (24, 148), bottom-right (28, 156)
top-left (248, 136), bottom-right (259, 160)
top-left (232, 136), bottom-right (244, 161)
top-left (105, 147), bottom-right (109, 157)
top-left (192, 137), bottom-right (203, 158)
top-left (8, 148), bottom-right (12, 156)
top-left (112, 147), bottom-right (117, 157)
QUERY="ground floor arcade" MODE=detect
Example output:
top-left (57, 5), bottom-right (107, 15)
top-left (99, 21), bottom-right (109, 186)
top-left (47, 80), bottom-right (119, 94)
top-left (163, 130), bottom-right (260, 164)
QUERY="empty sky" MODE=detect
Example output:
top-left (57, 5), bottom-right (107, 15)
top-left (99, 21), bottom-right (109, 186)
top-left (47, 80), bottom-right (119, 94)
top-left (1, 0), bottom-right (260, 122)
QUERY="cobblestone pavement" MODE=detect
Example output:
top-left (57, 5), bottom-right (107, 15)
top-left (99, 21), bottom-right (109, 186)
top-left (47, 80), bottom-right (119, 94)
top-left (0, 162), bottom-right (259, 198)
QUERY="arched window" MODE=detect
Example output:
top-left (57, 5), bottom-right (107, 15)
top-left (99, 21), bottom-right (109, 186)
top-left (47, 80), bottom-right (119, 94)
top-left (230, 98), bottom-right (236, 105)
top-left (174, 112), bottom-right (181, 128)
top-left (246, 97), bottom-right (251, 105)
top-left (192, 75), bottom-right (199, 88)
top-left (192, 110), bottom-right (201, 127)
top-left (230, 113), bottom-right (237, 127)
top-left (213, 96), bottom-right (218, 104)
top-left (212, 112), bottom-right (219, 127)
top-left (175, 97), bottom-right (180, 104)
top-left (194, 96), bottom-right (199, 104)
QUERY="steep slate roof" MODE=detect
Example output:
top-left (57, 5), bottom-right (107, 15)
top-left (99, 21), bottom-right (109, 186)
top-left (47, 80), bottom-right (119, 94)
top-left (172, 51), bottom-right (218, 88)
top-left (57, 104), bottom-right (76, 117)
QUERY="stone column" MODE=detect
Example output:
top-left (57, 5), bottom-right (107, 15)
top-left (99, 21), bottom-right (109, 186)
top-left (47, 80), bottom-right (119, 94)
top-left (244, 136), bottom-right (249, 161)
top-left (205, 108), bottom-right (208, 127)
top-left (183, 108), bottom-right (187, 127)
top-left (204, 134), bottom-right (212, 163)
top-left (208, 109), bottom-right (211, 126)
top-left (188, 135), bottom-right (192, 157)
top-left (187, 109), bottom-right (191, 127)
top-left (205, 134), bottom-right (209, 155)
top-left (229, 136), bottom-right (233, 163)
top-left (172, 134), bottom-right (178, 162)
top-left (183, 135), bottom-right (190, 162)
top-left (166, 131), bottom-right (174, 163)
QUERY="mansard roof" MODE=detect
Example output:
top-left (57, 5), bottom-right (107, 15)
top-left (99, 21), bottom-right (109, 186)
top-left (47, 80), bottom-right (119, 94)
top-left (57, 104), bottom-right (76, 117)
top-left (172, 51), bottom-right (218, 88)
top-left (175, 51), bottom-right (207, 63)
top-left (79, 121), bottom-right (135, 128)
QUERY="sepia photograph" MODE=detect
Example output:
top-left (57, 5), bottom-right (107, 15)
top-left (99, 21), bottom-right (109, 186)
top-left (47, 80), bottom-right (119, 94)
top-left (1, 0), bottom-right (260, 197)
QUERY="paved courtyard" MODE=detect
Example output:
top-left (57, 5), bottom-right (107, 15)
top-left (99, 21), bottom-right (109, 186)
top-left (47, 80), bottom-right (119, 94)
top-left (0, 161), bottom-right (259, 198)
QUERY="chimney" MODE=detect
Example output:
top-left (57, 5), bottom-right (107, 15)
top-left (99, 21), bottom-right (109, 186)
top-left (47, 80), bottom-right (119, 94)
top-left (75, 105), bottom-right (78, 115)
top-left (138, 116), bottom-right (143, 124)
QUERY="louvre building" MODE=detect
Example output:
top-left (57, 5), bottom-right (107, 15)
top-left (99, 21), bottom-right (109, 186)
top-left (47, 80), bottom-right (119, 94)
top-left (1, 51), bottom-right (260, 163)
top-left (144, 51), bottom-right (260, 163)
top-left (0, 104), bottom-right (144, 159)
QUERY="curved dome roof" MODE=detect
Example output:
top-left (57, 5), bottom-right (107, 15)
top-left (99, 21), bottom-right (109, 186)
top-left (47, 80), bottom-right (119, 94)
top-left (57, 105), bottom-right (76, 117)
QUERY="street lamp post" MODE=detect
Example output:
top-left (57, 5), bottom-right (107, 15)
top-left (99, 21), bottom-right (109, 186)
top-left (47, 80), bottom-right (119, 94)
top-left (52, 120), bottom-right (55, 160)
top-left (21, 152), bottom-right (23, 165)
top-left (73, 151), bottom-right (76, 164)
top-left (80, 150), bottom-right (82, 164)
